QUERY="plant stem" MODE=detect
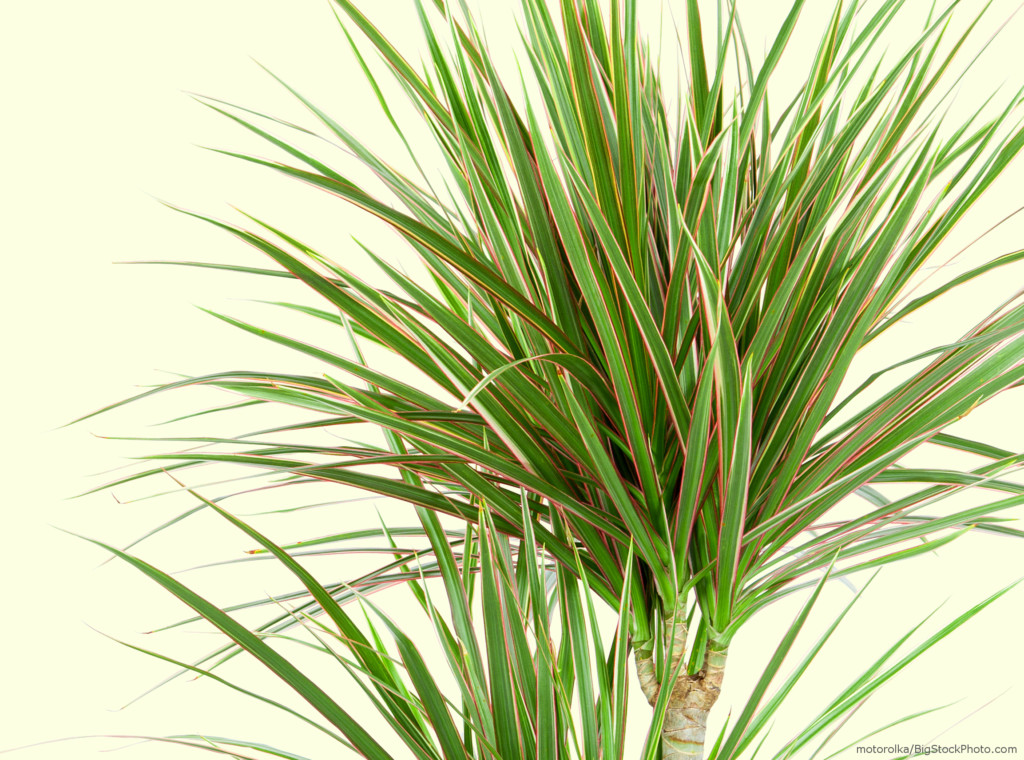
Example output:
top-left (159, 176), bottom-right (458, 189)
top-left (635, 609), bottom-right (728, 759)
top-left (661, 646), bottom-right (728, 760)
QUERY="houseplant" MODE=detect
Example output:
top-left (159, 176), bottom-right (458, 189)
top-left (66, 0), bottom-right (1024, 758)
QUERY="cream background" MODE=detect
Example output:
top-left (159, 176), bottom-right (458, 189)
top-left (3, 1), bottom-right (1024, 757)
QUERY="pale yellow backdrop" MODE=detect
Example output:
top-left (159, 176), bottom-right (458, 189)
top-left (3, 1), bottom-right (1024, 758)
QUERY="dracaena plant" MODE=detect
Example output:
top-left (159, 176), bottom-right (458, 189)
top-left (72, 0), bottom-right (1024, 758)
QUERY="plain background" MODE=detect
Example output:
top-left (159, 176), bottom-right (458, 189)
top-left (3, 0), bottom-right (1024, 757)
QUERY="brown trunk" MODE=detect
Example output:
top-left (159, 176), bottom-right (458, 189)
top-left (634, 612), bottom-right (727, 760)
top-left (660, 647), bottom-right (727, 760)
